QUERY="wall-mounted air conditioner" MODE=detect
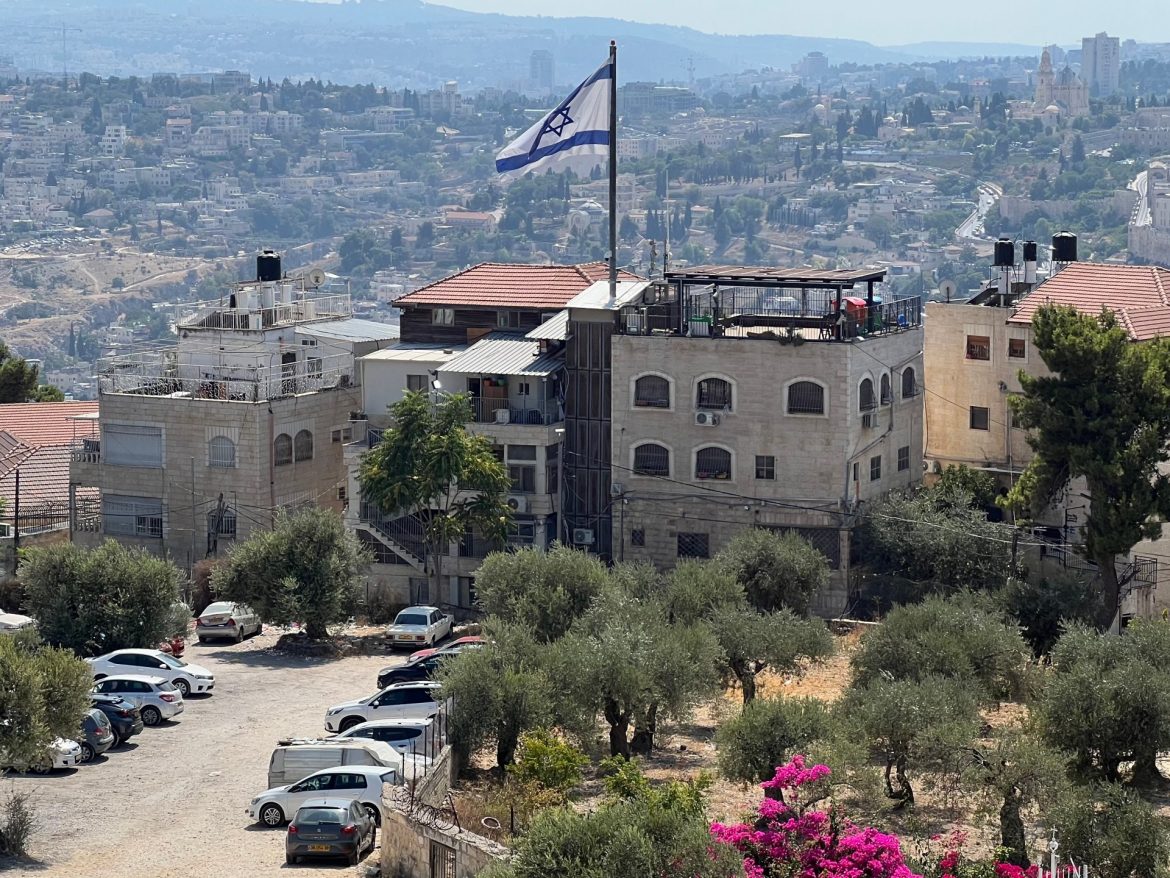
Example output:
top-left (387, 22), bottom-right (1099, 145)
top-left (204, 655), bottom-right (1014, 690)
top-left (572, 528), bottom-right (594, 545)
top-left (506, 496), bottom-right (529, 513)
top-left (695, 411), bottom-right (720, 427)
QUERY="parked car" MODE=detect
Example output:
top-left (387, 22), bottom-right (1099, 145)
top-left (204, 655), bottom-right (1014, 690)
top-left (0, 612), bottom-right (35, 634)
top-left (91, 674), bottom-right (184, 726)
top-left (251, 765), bottom-right (397, 828)
top-left (267, 739), bottom-right (420, 788)
top-left (324, 681), bottom-right (444, 733)
top-left (284, 798), bottom-right (376, 867)
top-left (333, 717), bottom-right (440, 758)
top-left (385, 606), bottom-right (452, 649)
top-left (76, 708), bottom-right (116, 762)
top-left (403, 635), bottom-right (486, 666)
top-left (375, 656), bottom-right (439, 690)
top-left (2, 738), bottom-right (81, 773)
top-left (195, 601), bottom-right (261, 643)
top-left (90, 693), bottom-right (144, 746)
top-left (86, 648), bottom-right (214, 697)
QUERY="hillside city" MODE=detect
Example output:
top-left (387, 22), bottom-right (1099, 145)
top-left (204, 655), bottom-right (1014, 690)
top-left (2, 10), bottom-right (1170, 878)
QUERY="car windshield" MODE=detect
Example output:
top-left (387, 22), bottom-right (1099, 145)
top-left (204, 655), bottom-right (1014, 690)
top-left (203, 602), bottom-right (233, 615)
top-left (394, 613), bottom-right (427, 626)
top-left (157, 654), bottom-right (187, 669)
top-left (296, 809), bottom-right (344, 825)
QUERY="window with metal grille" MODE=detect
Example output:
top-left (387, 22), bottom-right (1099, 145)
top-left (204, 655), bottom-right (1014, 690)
top-left (766, 525), bottom-right (841, 568)
top-left (901, 367), bottom-right (918, 398)
top-left (755, 455), bottom-right (776, 480)
top-left (208, 435), bottom-right (236, 468)
top-left (103, 495), bottom-right (163, 538)
top-left (1008, 338), bottom-right (1026, 358)
top-left (695, 446), bottom-right (731, 480)
top-left (273, 433), bottom-right (292, 466)
top-left (634, 374), bottom-right (671, 408)
top-left (294, 429), bottom-right (313, 461)
top-left (969, 406), bottom-right (990, 431)
top-left (786, 381), bottom-right (825, 415)
top-left (103, 424), bottom-right (162, 467)
top-left (880, 373), bottom-right (892, 405)
top-left (631, 528), bottom-right (645, 547)
top-left (207, 507), bottom-right (237, 538)
top-left (430, 840), bottom-right (457, 878)
top-left (696, 377), bottom-right (732, 410)
top-left (859, 378), bottom-right (875, 412)
top-left (898, 445), bottom-right (910, 471)
top-left (966, 335), bottom-right (991, 360)
top-left (870, 454), bottom-right (882, 481)
top-left (406, 374), bottom-right (427, 392)
top-left (633, 443), bottom-right (670, 477)
top-left (677, 532), bottom-right (709, 559)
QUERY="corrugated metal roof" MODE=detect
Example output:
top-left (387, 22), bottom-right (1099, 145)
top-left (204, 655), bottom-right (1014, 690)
top-left (296, 318), bottom-right (400, 342)
top-left (440, 333), bottom-right (562, 377)
top-left (526, 310), bottom-right (568, 341)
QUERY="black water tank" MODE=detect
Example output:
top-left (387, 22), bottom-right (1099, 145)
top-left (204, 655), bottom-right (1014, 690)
top-left (1052, 231), bottom-right (1077, 263)
top-left (994, 238), bottom-right (1015, 267)
top-left (256, 249), bottom-right (282, 282)
top-left (1023, 240), bottom-right (1038, 262)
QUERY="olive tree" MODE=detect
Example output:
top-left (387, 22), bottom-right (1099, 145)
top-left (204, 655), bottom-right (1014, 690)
top-left (713, 528), bottom-right (828, 615)
top-left (212, 507), bottom-right (367, 639)
top-left (716, 695), bottom-right (830, 787)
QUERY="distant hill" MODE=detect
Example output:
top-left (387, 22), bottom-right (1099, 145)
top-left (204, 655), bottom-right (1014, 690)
top-left (4, 0), bottom-right (1046, 87)
top-left (883, 41), bottom-right (1045, 61)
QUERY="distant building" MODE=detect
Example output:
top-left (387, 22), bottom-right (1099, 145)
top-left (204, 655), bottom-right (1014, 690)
top-left (1034, 49), bottom-right (1089, 118)
top-left (529, 50), bottom-right (555, 92)
top-left (1081, 32), bottom-right (1120, 96)
top-left (795, 52), bottom-right (829, 81)
top-left (211, 70), bottom-right (251, 93)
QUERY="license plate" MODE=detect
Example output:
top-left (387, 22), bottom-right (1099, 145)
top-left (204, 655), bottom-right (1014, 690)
top-left (397, 634), bottom-right (413, 640)
top-left (309, 844), bottom-right (330, 852)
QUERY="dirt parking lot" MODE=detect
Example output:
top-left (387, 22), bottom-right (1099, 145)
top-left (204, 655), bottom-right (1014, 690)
top-left (6, 630), bottom-right (406, 878)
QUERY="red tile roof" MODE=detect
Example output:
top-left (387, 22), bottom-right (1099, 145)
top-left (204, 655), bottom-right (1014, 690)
top-left (0, 402), bottom-right (98, 447)
top-left (1009, 262), bottom-right (1170, 340)
top-left (397, 262), bottom-right (640, 310)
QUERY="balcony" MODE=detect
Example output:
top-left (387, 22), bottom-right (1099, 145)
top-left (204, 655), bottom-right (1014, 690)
top-left (178, 293), bottom-right (352, 331)
top-left (468, 397), bottom-right (562, 426)
top-left (70, 437), bottom-right (100, 463)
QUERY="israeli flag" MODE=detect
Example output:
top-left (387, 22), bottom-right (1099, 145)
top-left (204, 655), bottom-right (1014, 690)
top-left (496, 58), bottom-right (612, 180)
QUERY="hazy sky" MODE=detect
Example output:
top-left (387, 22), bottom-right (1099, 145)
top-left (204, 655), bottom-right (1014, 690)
top-left (429, 0), bottom-right (1160, 46)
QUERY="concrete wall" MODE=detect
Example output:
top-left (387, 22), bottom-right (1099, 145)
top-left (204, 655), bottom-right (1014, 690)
top-left (379, 806), bottom-right (508, 878)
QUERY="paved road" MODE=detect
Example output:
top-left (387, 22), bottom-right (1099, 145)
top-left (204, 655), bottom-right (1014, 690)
top-left (6, 631), bottom-right (405, 878)
top-left (957, 182), bottom-right (1002, 241)
top-left (1130, 169), bottom-right (1150, 227)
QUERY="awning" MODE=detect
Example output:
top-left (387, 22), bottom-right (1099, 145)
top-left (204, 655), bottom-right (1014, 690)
top-left (440, 332), bottom-right (562, 377)
top-left (526, 310), bottom-right (568, 341)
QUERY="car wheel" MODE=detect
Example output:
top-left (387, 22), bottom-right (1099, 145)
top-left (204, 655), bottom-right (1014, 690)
top-left (285, 853), bottom-right (297, 865)
top-left (141, 706), bottom-right (161, 727)
top-left (175, 679), bottom-right (191, 697)
top-left (363, 804), bottom-right (381, 827)
top-left (259, 803), bottom-right (285, 827)
top-left (79, 742), bottom-right (95, 763)
top-left (339, 716), bottom-right (362, 732)
top-left (197, 637), bottom-right (207, 645)
top-left (348, 847), bottom-right (360, 866)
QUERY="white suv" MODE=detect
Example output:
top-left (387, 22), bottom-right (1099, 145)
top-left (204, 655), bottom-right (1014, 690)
top-left (91, 674), bottom-right (184, 726)
top-left (324, 682), bottom-right (443, 733)
top-left (86, 648), bottom-right (214, 697)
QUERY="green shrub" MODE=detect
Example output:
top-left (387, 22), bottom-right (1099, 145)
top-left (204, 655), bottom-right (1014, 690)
top-left (508, 729), bottom-right (588, 796)
top-left (0, 789), bottom-right (36, 857)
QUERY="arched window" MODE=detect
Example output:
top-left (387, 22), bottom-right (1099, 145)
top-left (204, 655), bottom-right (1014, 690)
top-left (695, 446), bottom-right (732, 480)
top-left (786, 381), bottom-right (825, 415)
top-left (859, 377), bottom-right (875, 412)
top-left (696, 377), bottom-right (733, 410)
top-left (208, 435), bottom-right (236, 468)
top-left (901, 367), bottom-right (918, 398)
top-left (634, 374), bottom-right (671, 408)
top-left (633, 443), bottom-right (670, 477)
top-left (294, 429), bottom-right (314, 462)
top-left (880, 373), bottom-right (892, 406)
top-left (274, 433), bottom-right (292, 466)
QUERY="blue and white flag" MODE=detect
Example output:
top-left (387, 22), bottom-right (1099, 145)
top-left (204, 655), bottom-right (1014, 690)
top-left (495, 58), bottom-right (612, 180)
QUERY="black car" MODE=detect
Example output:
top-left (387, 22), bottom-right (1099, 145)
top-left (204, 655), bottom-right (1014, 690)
top-left (375, 656), bottom-right (440, 691)
top-left (90, 693), bottom-right (144, 746)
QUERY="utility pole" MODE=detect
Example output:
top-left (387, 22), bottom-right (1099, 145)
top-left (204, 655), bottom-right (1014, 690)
top-left (12, 468), bottom-right (19, 557)
top-left (189, 457), bottom-right (197, 576)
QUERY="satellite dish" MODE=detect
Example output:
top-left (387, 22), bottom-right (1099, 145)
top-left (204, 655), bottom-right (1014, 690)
top-left (308, 268), bottom-right (326, 288)
top-left (939, 279), bottom-right (957, 301)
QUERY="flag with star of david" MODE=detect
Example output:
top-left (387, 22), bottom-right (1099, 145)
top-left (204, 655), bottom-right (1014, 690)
top-left (496, 57), bottom-right (612, 180)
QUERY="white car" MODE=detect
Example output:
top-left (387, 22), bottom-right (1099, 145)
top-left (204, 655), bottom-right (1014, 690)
top-left (334, 717), bottom-right (441, 758)
top-left (1, 738), bottom-right (81, 773)
top-left (91, 674), bottom-right (184, 726)
top-left (386, 606), bottom-right (452, 649)
top-left (324, 681), bottom-right (444, 733)
top-left (86, 648), bottom-right (214, 697)
top-left (248, 765), bottom-right (399, 828)
top-left (196, 601), bottom-right (261, 643)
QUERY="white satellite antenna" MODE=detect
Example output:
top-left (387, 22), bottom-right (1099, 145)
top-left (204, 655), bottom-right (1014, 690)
top-left (307, 268), bottom-right (326, 288)
top-left (939, 279), bottom-right (956, 302)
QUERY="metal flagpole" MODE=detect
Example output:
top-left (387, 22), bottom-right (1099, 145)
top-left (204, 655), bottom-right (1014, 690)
top-left (608, 39), bottom-right (618, 299)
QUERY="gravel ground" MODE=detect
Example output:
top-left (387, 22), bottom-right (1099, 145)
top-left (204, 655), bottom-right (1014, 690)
top-left (4, 630), bottom-right (405, 878)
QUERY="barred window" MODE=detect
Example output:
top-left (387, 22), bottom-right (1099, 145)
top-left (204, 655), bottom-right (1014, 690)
top-left (207, 507), bottom-right (237, 538)
top-left (695, 446), bottom-right (732, 480)
top-left (631, 528), bottom-right (645, 547)
top-left (859, 377), bottom-right (875, 412)
top-left (786, 381), bottom-right (825, 415)
top-left (294, 429), bottom-right (313, 462)
top-left (634, 375), bottom-right (671, 408)
top-left (677, 532), bottom-right (709, 559)
top-left (696, 377), bottom-right (732, 410)
top-left (103, 494), bottom-right (163, 538)
top-left (633, 443), bottom-right (670, 477)
top-left (901, 367), bottom-right (918, 398)
top-left (208, 435), bottom-right (236, 468)
top-left (274, 433), bottom-right (293, 466)
top-left (880, 373), bottom-right (892, 405)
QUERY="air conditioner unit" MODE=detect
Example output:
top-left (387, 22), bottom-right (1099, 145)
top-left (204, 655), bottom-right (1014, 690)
top-left (695, 411), bottom-right (720, 427)
top-left (572, 527), bottom-right (595, 546)
top-left (861, 412), bottom-right (874, 429)
top-left (494, 408), bottom-right (511, 425)
top-left (506, 495), bottom-right (529, 513)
